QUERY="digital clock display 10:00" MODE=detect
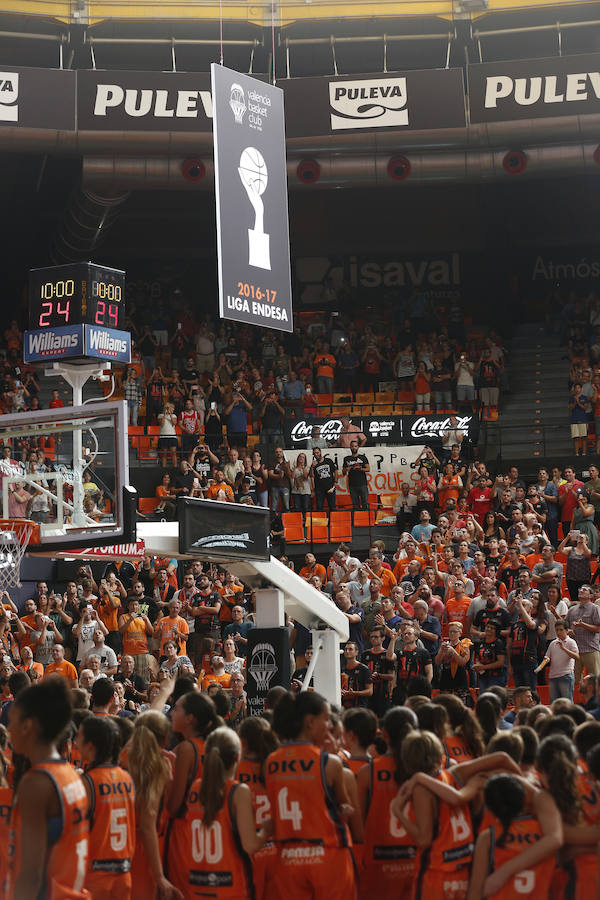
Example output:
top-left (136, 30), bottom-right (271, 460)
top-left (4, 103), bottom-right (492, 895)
top-left (29, 263), bottom-right (125, 330)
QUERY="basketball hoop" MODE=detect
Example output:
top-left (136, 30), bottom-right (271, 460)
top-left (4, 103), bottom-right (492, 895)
top-left (0, 519), bottom-right (38, 589)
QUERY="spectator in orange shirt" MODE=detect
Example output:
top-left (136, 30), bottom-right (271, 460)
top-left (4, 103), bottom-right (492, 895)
top-left (315, 342), bottom-right (336, 394)
top-left (155, 473), bottom-right (177, 521)
top-left (298, 553), bottom-right (327, 584)
top-left (392, 539), bottom-right (425, 581)
top-left (44, 644), bottom-right (78, 684)
top-left (206, 470), bottom-right (235, 502)
top-left (365, 550), bottom-right (397, 597)
top-left (154, 599), bottom-right (190, 657)
top-left (200, 654), bottom-right (232, 692)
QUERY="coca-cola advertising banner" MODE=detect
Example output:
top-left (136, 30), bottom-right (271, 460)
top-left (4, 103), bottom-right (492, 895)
top-left (284, 413), bottom-right (476, 447)
top-left (282, 445), bottom-right (425, 499)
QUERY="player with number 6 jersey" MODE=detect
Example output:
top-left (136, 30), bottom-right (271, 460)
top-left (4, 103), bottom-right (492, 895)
top-left (78, 716), bottom-right (136, 900)
top-left (264, 691), bottom-right (357, 900)
top-left (357, 708), bottom-right (419, 899)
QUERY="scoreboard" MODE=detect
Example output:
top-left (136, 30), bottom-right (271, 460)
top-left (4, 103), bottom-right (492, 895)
top-left (29, 263), bottom-right (125, 330)
top-left (25, 262), bottom-right (130, 365)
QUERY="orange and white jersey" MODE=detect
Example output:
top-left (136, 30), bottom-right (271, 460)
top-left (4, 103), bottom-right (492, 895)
top-left (443, 735), bottom-right (475, 764)
top-left (9, 759), bottom-right (90, 899)
top-left (0, 783), bottom-right (13, 897)
top-left (487, 815), bottom-right (554, 899)
top-left (265, 742), bottom-right (350, 849)
top-left (414, 769), bottom-right (474, 878)
top-left (82, 764), bottom-right (135, 886)
top-left (184, 778), bottom-right (253, 897)
top-left (237, 757), bottom-right (271, 828)
top-left (363, 755), bottom-right (417, 868)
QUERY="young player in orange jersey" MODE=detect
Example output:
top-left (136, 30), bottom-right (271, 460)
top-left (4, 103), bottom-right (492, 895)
top-left (7, 676), bottom-right (90, 899)
top-left (342, 707), bottom-right (378, 775)
top-left (165, 692), bottom-right (219, 894)
top-left (393, 731), bottom-right (476, 900)
top-left (78, 716), bottom-right (136, 900)
top-left (264, 691), bottom-right (358, 900)
top-left (183, 726), bottom-right (273, 897)
top-left (0, 736), bottom-right (13, 899)
top-left (434, 694), bottom-right (485, 763)
top-left (467, 774), bottom-right (561, 900)
top-left (238, 716), bottom-right (281, 900)
top-left (357, 707), bottom-right (419, 900)
top-left (125, 711), bottom-right (181, 900)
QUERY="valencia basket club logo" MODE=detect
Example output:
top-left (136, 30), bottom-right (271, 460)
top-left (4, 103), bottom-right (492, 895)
top-left (229, 82), bottom-right (246, 124)
top-left (248, 642), bottom-right (278, 692)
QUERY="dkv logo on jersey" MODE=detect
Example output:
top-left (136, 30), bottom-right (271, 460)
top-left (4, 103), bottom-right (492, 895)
top-left (0, 73), bottom-right (18, 122)
top-left (329, 76), bottom-right (408, 130)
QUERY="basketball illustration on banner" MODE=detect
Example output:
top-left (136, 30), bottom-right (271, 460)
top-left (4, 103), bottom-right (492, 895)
top-left (238, 146), bottom-right (271, 270)
top-left (248, 641), bottom-right (278, 691)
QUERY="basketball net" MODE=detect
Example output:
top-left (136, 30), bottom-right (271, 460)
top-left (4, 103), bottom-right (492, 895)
top-left (0, 519), bottom-right (35, 589)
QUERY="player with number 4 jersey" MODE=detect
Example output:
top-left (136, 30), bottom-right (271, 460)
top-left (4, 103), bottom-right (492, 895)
top-left (264, 691), bottom-right (357, 900)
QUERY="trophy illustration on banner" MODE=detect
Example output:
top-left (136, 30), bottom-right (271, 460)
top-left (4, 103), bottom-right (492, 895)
top-left (238, 147), bottom-right (271, 271)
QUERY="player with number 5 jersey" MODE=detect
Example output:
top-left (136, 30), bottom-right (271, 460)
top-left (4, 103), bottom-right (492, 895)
top-left (7, 677), bottom-right (91, 899)
top-left (264, 691), bottom-right (357, 900)
top-left (78, 716), bottom-right (136, 900)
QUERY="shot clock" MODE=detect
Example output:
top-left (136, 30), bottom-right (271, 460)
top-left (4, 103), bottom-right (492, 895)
top-left (29, 263), bottom-right (125, 330)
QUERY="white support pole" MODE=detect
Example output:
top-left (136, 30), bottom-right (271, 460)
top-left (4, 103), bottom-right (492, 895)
top-left (44, 362), bottom-right (111, 527)
top-left (255, 587), bottom-right (285, 627)
top-left (311, 628), bottom-right (341, 708)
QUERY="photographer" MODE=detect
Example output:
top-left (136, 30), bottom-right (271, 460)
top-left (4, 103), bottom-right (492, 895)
top-left (260, 390), bottom-right (285, 449)
top-left (189, 440), bottom-right (219, 490)
top-left (223, 386), bottom-right (251, 447)
top-left (569, 488), bottom-right (598, 556)
top-left (73, 602), bottom-right (107, 666)
top-left (435, 622), bottom-right (470, 702)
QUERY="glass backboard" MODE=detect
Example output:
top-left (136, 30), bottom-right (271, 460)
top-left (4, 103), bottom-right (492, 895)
top-left (0, 400), bottom-right (136, 551)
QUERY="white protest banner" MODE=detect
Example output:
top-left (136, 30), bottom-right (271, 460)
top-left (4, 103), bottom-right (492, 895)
top-left (283, 444), bottom-right (426, 499)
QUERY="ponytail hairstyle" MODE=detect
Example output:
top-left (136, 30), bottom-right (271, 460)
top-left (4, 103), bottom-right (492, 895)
top-left (200, 727), bottom-right (241, 827)
top-left (127, 712), bottom-right (170, 811)
top-left (239, 716), bottom-right (280, 784)
top-left (401, 730), bottom-right (444, 778)
top-left (381, 706), bottom-right (417, 784)
top-left (511, 726), bottom-right (538, 768)
top-left (416, 703), bottom-right (451, 742)
top-left (272, 690), bottom-right (328, 741)
top-left (484, 774), bottom-right (525, 846)
top-left (475, 692), bottom-right (502, 746)
top-left (536, 734), bottom-right (581, 825)
top-left (79, 715), bottom-right (120, 769)
top-left (434, 694), bottom-right (485, 758)
top-left (180, 692), bottom-right (219, 738)
top-left (342, 708), bottom-right (378, 753)
top-left (13, 675), bottom-right (73, 744)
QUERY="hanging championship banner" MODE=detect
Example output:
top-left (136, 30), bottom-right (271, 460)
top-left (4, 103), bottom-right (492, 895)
top-left (211, 64), bottom-right (293, 333)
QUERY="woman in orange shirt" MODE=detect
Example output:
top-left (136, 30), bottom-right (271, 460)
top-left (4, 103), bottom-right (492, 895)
top-left (181, 726), bottom-right (273, 898)
top-left (7, 676), bottom-right (90, 899)
top-left (96, 579), bottom-right (121, 652)
top-left (165, 692), bottom-right (220, 895)
top-left (238, 716), bottom-right (281, 900)
top-left (126, 711), bottom-right (181, 900)
top-left (79, 716), bottom-right (136, 900)
top-left (264, 691), bottom-right (357, 900)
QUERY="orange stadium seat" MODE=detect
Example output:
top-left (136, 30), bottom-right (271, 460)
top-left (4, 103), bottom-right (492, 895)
top-left (282, 512), bottom-right (305, 543)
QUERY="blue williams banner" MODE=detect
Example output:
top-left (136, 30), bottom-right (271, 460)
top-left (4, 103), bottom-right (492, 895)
top-left (85, 326), bottom-right (131, 362)
top-left (24, 326), bottom-right (84, 362)
top-left (24, 325), bottom-right (130, 364)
